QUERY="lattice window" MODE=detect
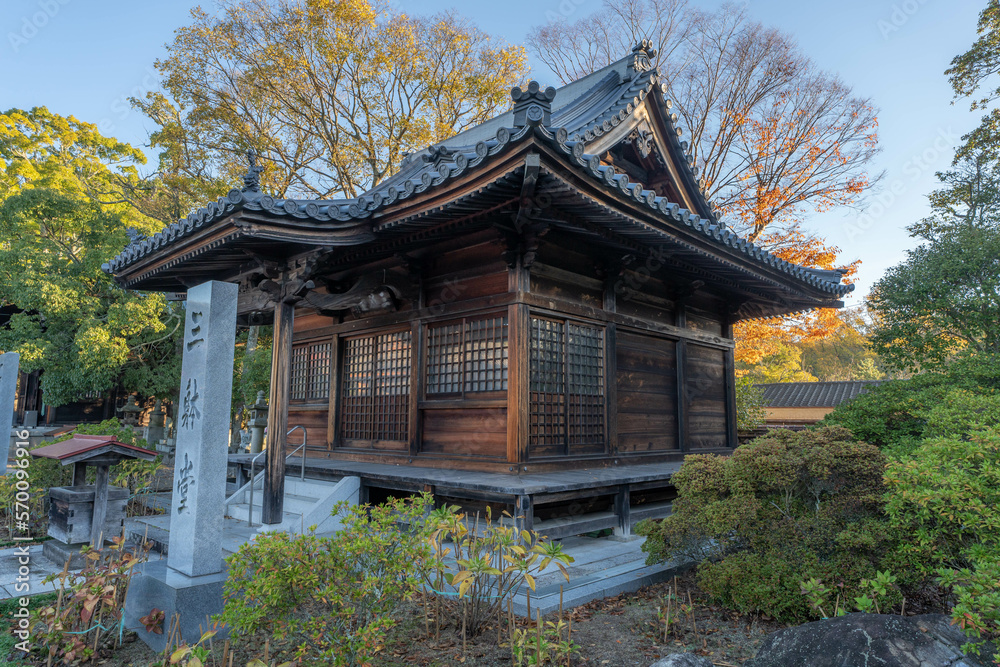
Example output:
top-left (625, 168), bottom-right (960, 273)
top-left (426, 315), bottom-right (508, 396)
top-left (340, 331), bottom-right (411, 442)
top-left (529, 317), bottom-right (605, 453)
top-left (290, 341), bottom-right (333, 400)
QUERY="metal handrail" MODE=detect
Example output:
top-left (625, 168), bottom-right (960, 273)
top-left (246, 425), bottom-right (307, 528)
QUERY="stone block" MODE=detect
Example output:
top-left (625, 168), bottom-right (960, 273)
top-left (123, 559), bottom-right (229, 653)
top-left (0, 353), bottom-right (19, 469)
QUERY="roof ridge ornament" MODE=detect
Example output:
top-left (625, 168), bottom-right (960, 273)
top-left (629, 40), bottom-right (657, 74)
top-left (511, 81), bottom-right (557, 128)
top-left (241, 149), bottom-right (265, 194)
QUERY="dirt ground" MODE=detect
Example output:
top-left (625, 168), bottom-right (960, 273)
top-left (13, 570), bottom-right (960, 667)
top-left (86, 570), bottom-right (789, 667)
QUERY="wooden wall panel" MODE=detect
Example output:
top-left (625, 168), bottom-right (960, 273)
top-left (421, 407), bottom-right (508, 458)
top-left (615, 331), bottom-right (678, 453)
top-left (424, 269), bottom-right (508, 304)
top-left (684, 344), bottom-right (727, 448)
top-left (293, 312), bottom-right (333, 334)
top-left (286, 407), bottom-right (330, 448)
top-left (530, 270), bottom-right (603, 308)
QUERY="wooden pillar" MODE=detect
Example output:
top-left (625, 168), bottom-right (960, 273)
top-left (90, 464), bottom-right (109, 547)
top-left (516, 494), bottom-right (534, 532)
top-left (614, 485), bottom-right (631, 537)
top-left (507, 303), bottom-right (530, 467)
top-left (262, 300), bottom-right (294, 525)
top-left (72, 462), bottom-right (87, 487)
top-left (408, 321), bottom-right (423, 458)
top-left (723, 322), bottom-right (738, 449)
top-left (326, 335), bottom-right (341, 449)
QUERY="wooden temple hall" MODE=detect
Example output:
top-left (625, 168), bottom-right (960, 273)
top-left (105, 43), bottom-right (852, 535)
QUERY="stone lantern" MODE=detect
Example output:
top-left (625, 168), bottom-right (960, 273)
top-left (119, 395), bottom-right (143, 428)
top-left (248, 390), bottom-right (268, 454)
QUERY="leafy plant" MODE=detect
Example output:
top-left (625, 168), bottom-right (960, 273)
top-left (637, 427), bottom-right (901, 622)
top-left (735, 375), bottom-right (767, 431)
top-left (509, 615), bottom-right (578, 666)
top-left (821, 354), bottom-right (1000, 456)
top-left (423, 504), bottom-right (573, 640)
top-left (853, 570), bottom-right (898, 614)
top-left (220, 494), bottom-right (433, 666)
top-left (29, 536), bottom-right (151, 664)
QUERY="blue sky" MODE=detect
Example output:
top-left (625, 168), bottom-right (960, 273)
top-left (2, 0), bottom-right (987, 302)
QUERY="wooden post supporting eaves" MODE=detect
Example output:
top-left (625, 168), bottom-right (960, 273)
top-left (262, 300), bottom-right (294, 524)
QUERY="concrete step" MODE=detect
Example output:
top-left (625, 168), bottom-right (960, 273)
top-left (227, 502), bottom-right (303, 526)
top-left (283, 476), bottom-right (343, 497)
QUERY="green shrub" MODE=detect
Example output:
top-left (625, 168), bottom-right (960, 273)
top-left (637, 427), bottom-right (902, 622)
top-left (821, 354), bottom-right (1000, 456)
top-left (886, 425), bottom-right (1000, 659)
top-left (423, 505), bottom-right (573, 639)
top-left (885, 424), bottom-right (1000, 573)
top-left (220, 494), bottom-right (433, 666)
top-left (735, 376), bottom-right (767, 432)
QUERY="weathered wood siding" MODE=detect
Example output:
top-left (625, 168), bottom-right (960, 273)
top-left (683, 343), bottom-right (728, 448)
top-left (615, 331), bottom-right (678, 453)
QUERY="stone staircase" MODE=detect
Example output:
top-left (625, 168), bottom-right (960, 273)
top-left (225, 475), bottom-right (361, 534)
top-left (125, 475), bottom-right (360, 557)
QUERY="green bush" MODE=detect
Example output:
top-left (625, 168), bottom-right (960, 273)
top-left (220, 494), bottom-right (433, 666)
top-left (637, 427), bottom-right (902, 622)
top-left (735, 376), bottom-right (767, 432)
top-left (885, 425), bottom-right (1000, 658)
top-left (821, 354), bottom-right (1000, 456)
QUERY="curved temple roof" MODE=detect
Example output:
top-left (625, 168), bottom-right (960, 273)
top-left (105, 42), bottom-right (853, 314)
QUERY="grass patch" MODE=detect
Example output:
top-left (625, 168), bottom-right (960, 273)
top-left (0, 592), bottom-right (58, 665)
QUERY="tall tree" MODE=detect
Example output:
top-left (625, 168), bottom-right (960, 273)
top-left (528, 1), bottom-right (879, 242)
top-left (0, 107), bottom-right (180, 406)
top-left (946, 0), bottom-right (1000, 161)
top-left (134, 0), bottom-right (529, 201)
top-left (528, 1), bottom-right (876, 363)
top-left (868, 223), bottom-right (1000, 372)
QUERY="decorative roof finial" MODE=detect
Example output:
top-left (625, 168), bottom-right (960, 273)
top-left (511, 81), bottom-right (557, 128)
top-left (241, 149), bottom-right (264, 193)
top-left (125, 227), bottom-right (145, 245)
top-left (629, 40), bottom-right (657, 73)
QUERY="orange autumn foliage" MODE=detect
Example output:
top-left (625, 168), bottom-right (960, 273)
top-left (734, 225), bottom-right (859, 366)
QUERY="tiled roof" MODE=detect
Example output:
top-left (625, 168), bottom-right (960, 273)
top-left (757, 381), bottom-right (885, 408)
top-left (29, 434), bottom-right (157, 462)
top-left (103, 43), bottom-right (854, 302)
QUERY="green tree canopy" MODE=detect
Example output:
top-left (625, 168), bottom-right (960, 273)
top-left (868, 223), bottom-right (1000, 373)
top-left (0, 107), bottom-right (180, 406)
top-left (133, 0), bottom-right (529, 201)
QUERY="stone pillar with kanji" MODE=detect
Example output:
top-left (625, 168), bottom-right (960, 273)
top-left (167, 280), bottom-right (238, 577)
top-left (0, 353), bottom-right (19, 473)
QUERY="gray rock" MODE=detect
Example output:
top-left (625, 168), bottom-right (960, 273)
top-left (650, 654), bottom-right (714, 667)
top-left (745, 613), bottom-right (990, 667)
top-left (167, 280), bottom-right (238, 577)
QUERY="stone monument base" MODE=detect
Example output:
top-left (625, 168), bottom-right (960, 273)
top-left (123, 559), bottom-right (229, 652)
top-left (42, 540), bottom-right (94, 570)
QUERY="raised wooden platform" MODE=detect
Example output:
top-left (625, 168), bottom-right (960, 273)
top-left (228, 455), bottom-right (685, 538)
